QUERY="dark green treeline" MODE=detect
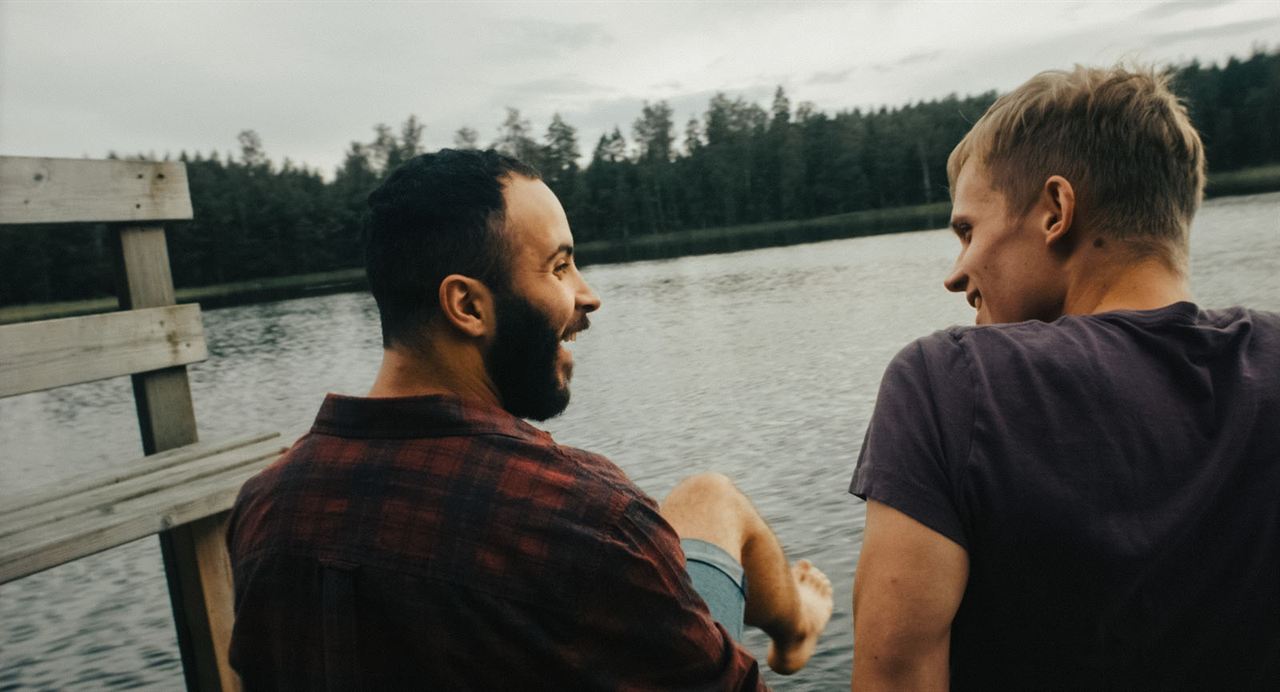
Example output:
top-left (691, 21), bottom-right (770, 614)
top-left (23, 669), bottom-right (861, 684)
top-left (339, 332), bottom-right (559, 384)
top-left (3, 49), bottom-right (1278, 307)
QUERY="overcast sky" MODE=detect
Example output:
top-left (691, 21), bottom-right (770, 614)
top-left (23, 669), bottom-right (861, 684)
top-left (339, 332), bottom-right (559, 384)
top-left (1, 1), bottom-right (1277, 177)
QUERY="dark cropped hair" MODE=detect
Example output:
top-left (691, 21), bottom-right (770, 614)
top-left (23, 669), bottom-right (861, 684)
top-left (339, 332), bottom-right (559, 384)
top-left (365, 148), bottom-right (540, 348)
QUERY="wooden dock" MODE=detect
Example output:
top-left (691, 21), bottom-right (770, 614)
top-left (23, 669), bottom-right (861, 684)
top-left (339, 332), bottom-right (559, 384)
top-left (0, 156), bottom-right (289, 690)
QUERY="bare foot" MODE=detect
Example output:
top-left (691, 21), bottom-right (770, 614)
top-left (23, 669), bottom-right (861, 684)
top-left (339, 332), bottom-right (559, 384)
top-left (767, 559), bottom-right (834, 675)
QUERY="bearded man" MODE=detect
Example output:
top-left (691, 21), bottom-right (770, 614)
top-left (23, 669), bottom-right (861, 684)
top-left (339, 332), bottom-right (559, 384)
top-left (226, 149), bottom-right (832, 690)
top-left (850, 66), bottom-right (1280, 690)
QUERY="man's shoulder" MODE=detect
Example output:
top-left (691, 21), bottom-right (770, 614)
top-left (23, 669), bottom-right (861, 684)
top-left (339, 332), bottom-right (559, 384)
top-left (880, 310), bottom-right (1171, 405)
top-left (1204, 305), bottom-right (1280, 333)
top-left (229, 424), bottom-right (661, 578)
top-left (547, 442), bottom-right (641, 491)
top-left (883, 302), bottom-right (1280, 415)
top-left (238, 427), bottom-right (648, 521)
top-left (891, 319), bottom-right (1058, 364)
top-left (884, 325), bottom-right (985, 380)
top-left (935, 317), bottom-right (1075, 357)
top-left (906, 302), bottom-right (1251, 369)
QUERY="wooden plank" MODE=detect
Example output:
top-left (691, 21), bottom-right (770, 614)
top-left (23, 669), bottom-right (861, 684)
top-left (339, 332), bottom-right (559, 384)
top-left (0, 432), bottom-right (279, 516)
top-left (0, 433), bottom-right (284, 537)
top-left (110, 223), bottom-right (233, 691)
top-left (0, 304), bottom-right (207, 398)
top-left (0, 445), bottom-right (283, 583)
top-left (114, 225), bottom-right (177, 309)
top-left (0, 157), bottom-right (192, 225)
top-left (113, 227), bottom-right (198, 456)
top-left (169, 513), bottom-right (243, 691)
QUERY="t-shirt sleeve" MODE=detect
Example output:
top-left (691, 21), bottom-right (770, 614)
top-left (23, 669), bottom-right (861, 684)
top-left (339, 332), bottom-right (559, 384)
top-left (572, 496), bottom-right (763, 691)
top-left (850, 332), bottom-right (973, 550)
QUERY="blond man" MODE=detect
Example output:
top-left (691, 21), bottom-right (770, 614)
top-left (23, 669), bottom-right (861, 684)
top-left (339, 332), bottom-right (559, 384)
top-left (850, 66), bottom-right (1280, 690)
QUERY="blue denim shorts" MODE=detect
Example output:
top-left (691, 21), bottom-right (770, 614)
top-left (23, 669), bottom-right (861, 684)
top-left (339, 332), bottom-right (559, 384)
top-left (681, 538), bottom-right (748, 641)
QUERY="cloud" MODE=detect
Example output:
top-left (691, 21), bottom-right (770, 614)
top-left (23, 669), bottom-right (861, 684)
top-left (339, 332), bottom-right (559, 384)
top-left (571, 97), bottom-right (649, 138)
top-left (896, 50), bottom-right (944, 66)
top-left (873, 50), bottom-right (944, 73)
top-left (499, 76), bottom-right (615, 98)
top-left (495, 19), bottom-right (613, 55)
top-left (807, 68), bottom-right (856, 85)
top-left (1132, 0), bottom-right (1239, 22)
top-left (1149, 16), bottom-right (1280, 45)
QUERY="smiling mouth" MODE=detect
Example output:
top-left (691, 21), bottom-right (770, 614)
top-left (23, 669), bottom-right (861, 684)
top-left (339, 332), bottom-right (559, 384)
top-left (557, 333), bottom-right (576, 357)
top-left (560, 316), bottom-right (591, 346)
top-left (560, 328), bottom-right (584, 350)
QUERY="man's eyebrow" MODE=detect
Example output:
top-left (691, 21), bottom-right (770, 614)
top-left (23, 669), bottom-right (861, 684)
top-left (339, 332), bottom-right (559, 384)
top-left (546, 244), bottom-right (574, 263)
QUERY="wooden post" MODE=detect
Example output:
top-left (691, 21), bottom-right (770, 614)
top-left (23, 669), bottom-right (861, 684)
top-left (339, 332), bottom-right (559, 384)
top-left (111, 224), bottom-right (240, 692)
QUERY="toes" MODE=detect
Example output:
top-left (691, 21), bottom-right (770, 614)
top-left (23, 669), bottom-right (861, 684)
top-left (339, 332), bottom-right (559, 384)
top-left (792, 560), bottom-right (834, 598)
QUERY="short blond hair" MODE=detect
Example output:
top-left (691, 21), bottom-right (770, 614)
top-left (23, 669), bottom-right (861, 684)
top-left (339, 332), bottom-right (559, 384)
top-left (947, 65), bottom-right (1205, 268)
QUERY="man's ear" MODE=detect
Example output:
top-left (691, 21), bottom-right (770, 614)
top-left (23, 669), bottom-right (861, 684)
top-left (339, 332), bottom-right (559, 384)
top-left (437, 274), bottom-right (494, 339)
top-left (1040, 175), bottom-right (1076, 248)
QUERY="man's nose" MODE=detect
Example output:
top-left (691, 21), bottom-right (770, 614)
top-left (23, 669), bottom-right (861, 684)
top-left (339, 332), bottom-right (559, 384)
top-left (577, 275), bottom-right (601, 313)
top-left (943, 261), bottom-right (967, 294)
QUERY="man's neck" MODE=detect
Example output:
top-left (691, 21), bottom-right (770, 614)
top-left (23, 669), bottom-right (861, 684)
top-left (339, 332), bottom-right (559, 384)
top-left (367, 344), bottom-right (502, 409)
top-left (1062, 253), bottom-right (1192, 317)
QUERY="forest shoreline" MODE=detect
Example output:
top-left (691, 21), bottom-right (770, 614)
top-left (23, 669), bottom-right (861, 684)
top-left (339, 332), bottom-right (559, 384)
top-left (3, 168), bottom-right (1277, 326)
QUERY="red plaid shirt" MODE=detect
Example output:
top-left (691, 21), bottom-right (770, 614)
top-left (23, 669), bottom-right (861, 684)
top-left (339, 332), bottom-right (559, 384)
top-left (227, 393), bottom-right (763, 691)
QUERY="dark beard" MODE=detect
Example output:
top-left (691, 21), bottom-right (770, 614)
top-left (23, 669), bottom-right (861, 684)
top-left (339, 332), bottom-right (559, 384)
top-left (485, 290), bottom-right (572, 421)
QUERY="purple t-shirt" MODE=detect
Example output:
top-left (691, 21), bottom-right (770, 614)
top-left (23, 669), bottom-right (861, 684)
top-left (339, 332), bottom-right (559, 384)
top-left (852, 302), bottom-right (1280, 689)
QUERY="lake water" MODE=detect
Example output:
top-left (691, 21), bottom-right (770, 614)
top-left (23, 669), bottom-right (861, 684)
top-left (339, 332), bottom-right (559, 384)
top-left (2, 192), bottom-right (1278, 690)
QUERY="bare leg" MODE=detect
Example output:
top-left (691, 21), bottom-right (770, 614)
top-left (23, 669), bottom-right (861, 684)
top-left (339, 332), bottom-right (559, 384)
top-left (660, 473), bottom-right (834, 675)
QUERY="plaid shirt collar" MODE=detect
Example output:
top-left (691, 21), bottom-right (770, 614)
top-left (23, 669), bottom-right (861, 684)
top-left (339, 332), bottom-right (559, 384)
top-left (310, 393), bottom-right (552, 443)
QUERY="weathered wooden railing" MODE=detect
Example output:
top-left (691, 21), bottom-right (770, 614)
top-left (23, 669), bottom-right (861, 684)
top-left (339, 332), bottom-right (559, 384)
top-left (0, 156), bottom-right (288, 691)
